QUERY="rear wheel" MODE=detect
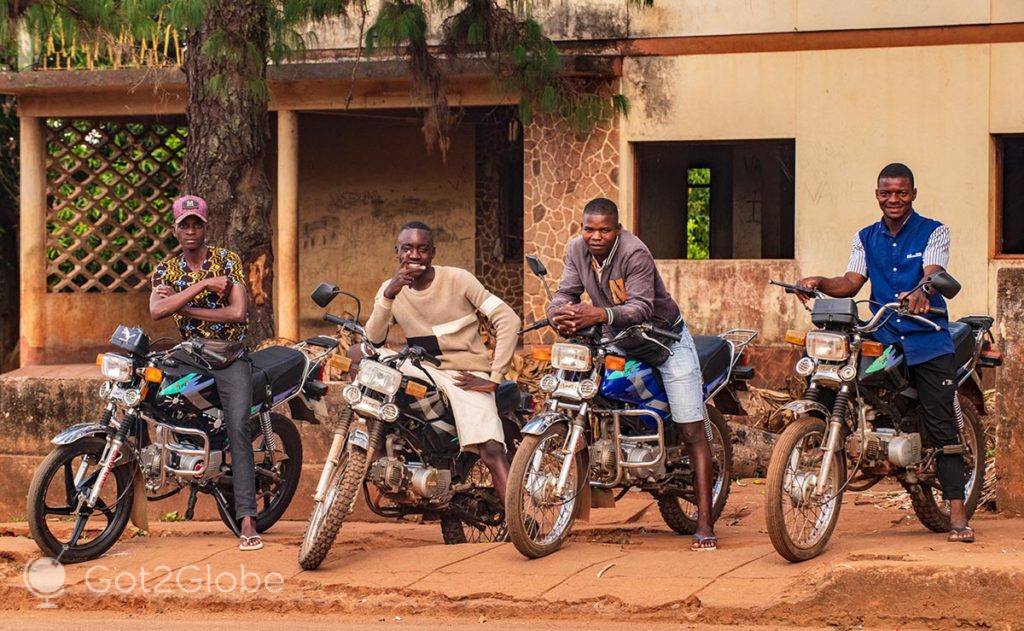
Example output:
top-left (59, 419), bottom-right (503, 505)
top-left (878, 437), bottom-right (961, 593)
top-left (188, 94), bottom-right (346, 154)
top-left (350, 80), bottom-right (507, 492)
top-left (506, 424), bottom-right (585, 559)
top-left (906, 398), bottom-right (985, 532)
top-left (658, 407), bottom-right (733, 535)
top-left (217, 413), bottom-right (302, 533)
top-left (765, 416), bottom-right (846, 563)
top-left (441, 455), bottom-right (506, 544)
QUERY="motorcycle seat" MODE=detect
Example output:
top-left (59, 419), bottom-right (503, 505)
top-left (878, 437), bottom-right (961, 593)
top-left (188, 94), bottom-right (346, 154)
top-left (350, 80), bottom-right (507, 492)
top-left (958, 315), bottom-right (994, 331)
top-left (948, 321), bottom-right (975, 369)
top-left (495, 380), bottom-right (524, 415)
top-left (693, 336), bottom-right (731, 384)
top-left (249, 345), bottom-right (308, 403)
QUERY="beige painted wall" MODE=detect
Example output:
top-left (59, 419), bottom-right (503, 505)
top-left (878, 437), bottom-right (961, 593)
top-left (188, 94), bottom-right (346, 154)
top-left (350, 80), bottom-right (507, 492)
top-left (621, 43), bottom-right (1024, 343)
top-left (295, 113), bottom-right (475, 339)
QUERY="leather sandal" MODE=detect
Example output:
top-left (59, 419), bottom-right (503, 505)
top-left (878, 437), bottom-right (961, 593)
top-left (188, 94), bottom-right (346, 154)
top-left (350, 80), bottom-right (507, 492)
top-left (947, 526), bottom-right (975, 543)
top-left (239, 534), bottom-right (264, 551)
top-left (691, 534), bottom-right (718, 551)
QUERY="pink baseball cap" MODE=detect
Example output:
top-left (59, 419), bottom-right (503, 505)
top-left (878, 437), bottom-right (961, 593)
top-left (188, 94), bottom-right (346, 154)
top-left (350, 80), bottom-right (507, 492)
top-left (172, 195), bottom-right (208, 225)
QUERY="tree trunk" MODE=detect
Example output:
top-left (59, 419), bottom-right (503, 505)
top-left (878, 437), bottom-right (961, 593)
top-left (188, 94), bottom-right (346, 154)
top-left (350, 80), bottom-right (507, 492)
top-left (183, 0), bottom-right (274, 342)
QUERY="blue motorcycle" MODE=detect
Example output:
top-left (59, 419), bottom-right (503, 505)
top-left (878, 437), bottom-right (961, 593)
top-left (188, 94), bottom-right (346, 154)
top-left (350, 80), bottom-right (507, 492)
top-left (506, 256), bottom-right (756, 558)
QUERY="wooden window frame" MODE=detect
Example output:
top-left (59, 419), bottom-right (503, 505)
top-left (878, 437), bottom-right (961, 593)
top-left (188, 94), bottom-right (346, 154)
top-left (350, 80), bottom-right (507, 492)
top-left (993, 134), bottom-right (1024, 260)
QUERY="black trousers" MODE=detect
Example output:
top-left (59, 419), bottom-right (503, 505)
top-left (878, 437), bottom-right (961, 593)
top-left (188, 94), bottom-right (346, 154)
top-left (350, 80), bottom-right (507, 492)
top-left (908, 353), bottom-right (965, 501)
top-left (212, 358), bottom-right (258, 519)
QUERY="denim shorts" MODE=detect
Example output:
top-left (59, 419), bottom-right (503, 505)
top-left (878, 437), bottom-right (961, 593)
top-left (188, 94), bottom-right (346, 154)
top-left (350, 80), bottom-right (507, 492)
top-left (657, 325), bottom-right (707, 424)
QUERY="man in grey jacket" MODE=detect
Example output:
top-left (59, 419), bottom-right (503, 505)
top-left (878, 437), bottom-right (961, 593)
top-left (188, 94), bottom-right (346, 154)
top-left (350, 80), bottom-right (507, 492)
top-left (547, 197), bottom-right (718, 550)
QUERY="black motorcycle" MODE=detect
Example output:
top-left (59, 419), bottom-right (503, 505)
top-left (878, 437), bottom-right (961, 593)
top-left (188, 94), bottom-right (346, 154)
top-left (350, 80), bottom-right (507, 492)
top-left (297, 283), bottom-right (527, 570)
top-left (764, 272), bottom-right (999, 562)
top-left (27, 297), bottom-right (339, 563)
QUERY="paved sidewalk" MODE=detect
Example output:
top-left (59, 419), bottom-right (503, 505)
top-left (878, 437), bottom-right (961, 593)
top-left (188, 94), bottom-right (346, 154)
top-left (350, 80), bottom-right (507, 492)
top-left (0, 482), bottom-right (1021, 628)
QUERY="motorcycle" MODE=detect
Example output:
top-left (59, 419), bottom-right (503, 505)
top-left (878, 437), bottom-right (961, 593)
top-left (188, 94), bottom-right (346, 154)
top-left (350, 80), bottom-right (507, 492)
top-left (27, 293), bottom-right (340, 563)
top-left (297, 282), bottom-right (528, 571)
top-left (763, 272), bottom-right (999, 562)
top-left (504, 255), bottom-right (754, 559)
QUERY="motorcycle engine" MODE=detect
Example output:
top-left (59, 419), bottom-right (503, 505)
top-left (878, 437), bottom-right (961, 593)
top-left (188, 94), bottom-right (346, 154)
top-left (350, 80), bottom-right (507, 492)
top-left (590, 439), bottom-right (617, 479)
top-left (847, 428), bottom-right (922, 468)
top-left (368, 457), bottom-right (452, 500)
top-left (623, 444), bottom-right (662, 479)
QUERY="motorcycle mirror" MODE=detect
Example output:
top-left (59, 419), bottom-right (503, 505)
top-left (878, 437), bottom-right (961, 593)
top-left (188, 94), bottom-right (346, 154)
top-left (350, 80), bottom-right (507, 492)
top-left (526, 255), bottom-right (548, 277)
top-left (311, 282), bottom-right (341, 308)
top-left (925, 271), bottom-right (961, 300)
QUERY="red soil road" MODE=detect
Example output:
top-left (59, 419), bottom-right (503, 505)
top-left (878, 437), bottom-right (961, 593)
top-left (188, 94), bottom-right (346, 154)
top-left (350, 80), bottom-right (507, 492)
top-left (0, 481), bottom-right (1021, 629)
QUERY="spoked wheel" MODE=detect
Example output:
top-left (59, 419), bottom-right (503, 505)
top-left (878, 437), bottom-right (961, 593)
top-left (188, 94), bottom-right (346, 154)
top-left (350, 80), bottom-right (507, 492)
top-left (658, 407), bottom-right (733, 535)
top-left (506, 424), bottom-right (585, 559)
top-left (765, 417), bottom-right (846, 562)
top-left (27, 437), bottom-right (135, 563)
top-left (441, 456), bottom-right (506, 544)
top-left (907, 398), bottom-right (985, 532)
top-left (298, 439), bottom-right (367, 570)
top-left (217, 413), bottom-right (302, 534)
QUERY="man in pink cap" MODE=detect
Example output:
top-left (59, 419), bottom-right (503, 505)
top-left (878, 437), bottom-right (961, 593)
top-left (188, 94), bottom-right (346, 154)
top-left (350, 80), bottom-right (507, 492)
top-left (149, 195), bottom-right (264, 551)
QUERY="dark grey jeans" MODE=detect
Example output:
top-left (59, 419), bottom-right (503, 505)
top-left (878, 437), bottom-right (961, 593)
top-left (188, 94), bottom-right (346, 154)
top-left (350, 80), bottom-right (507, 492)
top-left (212, 358), bottom-right (258, 520)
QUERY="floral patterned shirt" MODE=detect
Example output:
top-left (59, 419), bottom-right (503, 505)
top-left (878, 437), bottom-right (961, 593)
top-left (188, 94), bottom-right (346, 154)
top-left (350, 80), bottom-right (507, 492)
top-left (151, 247), bottom-right (248, 342)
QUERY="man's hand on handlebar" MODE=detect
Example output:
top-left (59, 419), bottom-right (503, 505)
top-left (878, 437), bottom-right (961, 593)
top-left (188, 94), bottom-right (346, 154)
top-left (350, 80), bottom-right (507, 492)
top-left (551, 303), bottom-right (607, 335)
top-left (899, 288), bottom-right (931, 315)
top-left (453, 371), bottom-right (498, 393)
top-left (795, 277), bottom-right (825, 304)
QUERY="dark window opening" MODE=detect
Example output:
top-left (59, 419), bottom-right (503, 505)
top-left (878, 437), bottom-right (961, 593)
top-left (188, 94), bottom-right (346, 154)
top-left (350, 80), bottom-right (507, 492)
top-left (635, 140), bottom-right (795, 260)
top-left (999, 135), bottom-right (1024, 255)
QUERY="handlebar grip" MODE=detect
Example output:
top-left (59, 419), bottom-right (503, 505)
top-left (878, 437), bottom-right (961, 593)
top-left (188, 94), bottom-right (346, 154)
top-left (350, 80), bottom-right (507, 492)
top-left (650, 326), bottom-right (682, 342)
top-left (928, 306), bottom-right (947, 317)
top-left (421, 353), bottom-right (442, 367)
top-left (323, 313), bottom-right (348, 327)
top-left (205, 349), bottom-right (228, 364)
top-left (518, 317), bottom-right (550, 335)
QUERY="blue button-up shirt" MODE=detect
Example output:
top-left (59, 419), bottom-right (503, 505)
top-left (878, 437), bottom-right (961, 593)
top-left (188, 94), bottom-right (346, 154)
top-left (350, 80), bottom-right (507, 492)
top-left (848, 211), bottom-right (953, 366)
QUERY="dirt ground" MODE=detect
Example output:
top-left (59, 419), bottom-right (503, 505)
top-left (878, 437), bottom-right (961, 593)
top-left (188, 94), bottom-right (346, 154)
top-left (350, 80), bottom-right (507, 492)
top-left (0, 481), bottom-right (1021, 630)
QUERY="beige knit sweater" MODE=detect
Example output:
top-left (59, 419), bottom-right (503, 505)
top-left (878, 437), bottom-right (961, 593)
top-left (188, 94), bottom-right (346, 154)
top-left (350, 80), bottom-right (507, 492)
top-left (365, 266), bottom-right (521, 383)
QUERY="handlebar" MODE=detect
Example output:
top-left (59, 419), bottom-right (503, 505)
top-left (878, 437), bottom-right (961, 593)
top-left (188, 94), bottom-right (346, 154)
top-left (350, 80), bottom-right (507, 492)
top-left (769, 279), bottom-right (826, 300)
top-left (650, 325), bottom-right (682, 342)
top-left (858, 302), bottom-right (941, 333)
top-left (518, 317), bottom-right (550, 335)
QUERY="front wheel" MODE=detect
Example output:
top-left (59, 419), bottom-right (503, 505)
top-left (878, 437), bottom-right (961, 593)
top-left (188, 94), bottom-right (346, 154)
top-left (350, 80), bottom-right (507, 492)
top-left (297, 440), bottom-right (367, 570)
top-left (657, 406), bottom-right (733, 535)
top-left (506, 424), bottom-right (585, 559)
top-left (764, 416), bottom-right (846, 563)
top-left (27, 437), bottom-right (135, 563)
top-left (217, 413), bottom-right (303, 534)
top-left (906, 397), bottom-right (985, 532)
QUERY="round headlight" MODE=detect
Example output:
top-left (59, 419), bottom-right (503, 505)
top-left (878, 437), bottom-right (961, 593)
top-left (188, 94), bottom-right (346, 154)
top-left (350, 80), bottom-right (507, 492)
top-left (838, 365), bottom-right (858, 382)
top-left (795, 357), bottom-right (816, 377)
top-left (99, 381), bottom-right (112, 398)
top-left (121, 388), bottom-right (142, 407)
top-left (381, 403), bottom-right (400, 421)
top-left (342, 384), bottom-right (362, 405)
top-left (539, 375), bottom-right (558, 393)
top-left (578, 379), bottom-right (598, 399)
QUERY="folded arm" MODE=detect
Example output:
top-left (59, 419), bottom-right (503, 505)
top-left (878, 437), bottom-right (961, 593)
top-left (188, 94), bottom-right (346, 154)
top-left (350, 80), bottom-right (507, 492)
top-left (179, 283), bottom-right (248, 323)
top-left (149, 280), bottom-right (210, 320)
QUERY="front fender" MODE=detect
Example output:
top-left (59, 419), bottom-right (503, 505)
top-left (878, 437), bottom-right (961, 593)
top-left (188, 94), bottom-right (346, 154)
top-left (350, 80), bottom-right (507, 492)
top-left (521, 411), bottom-right (570, 436)
top-left (51, 422), bottom-right (111, 446)
top-left (778, 399), bottom-right (830, 420)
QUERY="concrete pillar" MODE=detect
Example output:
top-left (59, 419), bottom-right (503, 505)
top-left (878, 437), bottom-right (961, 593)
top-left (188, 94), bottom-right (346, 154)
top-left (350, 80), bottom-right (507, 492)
top-left (276, 110), bottom-right (300, 341)
top-left (996, 267), bottom-right (1024, 514)
top-left (19, 116), bottom-right (46, 367)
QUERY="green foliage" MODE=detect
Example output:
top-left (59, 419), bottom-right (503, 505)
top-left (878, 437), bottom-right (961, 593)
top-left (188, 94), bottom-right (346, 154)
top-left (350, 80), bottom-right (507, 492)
top-left (686, 167), bottom-right (711, 260)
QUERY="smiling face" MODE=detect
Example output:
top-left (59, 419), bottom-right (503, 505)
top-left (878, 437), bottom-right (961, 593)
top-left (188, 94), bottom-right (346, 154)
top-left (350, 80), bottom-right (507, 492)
top-left (173, 216), bottom-right (207, 252)
top-left (395, 228), bottom-right (435, 274)
top-left (582, 212), bottom-right (621, 259)
top-left (875, 176), bottom-right (917, 224)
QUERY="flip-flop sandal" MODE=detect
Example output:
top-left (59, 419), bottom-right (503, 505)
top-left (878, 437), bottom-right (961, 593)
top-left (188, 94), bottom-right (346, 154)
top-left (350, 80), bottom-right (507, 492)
top-left (947, 526), bottom-right (975, 543)
top-left (239, 535), bottom-right (264, 551)
top-left (691, 534), bottom-right (718, 551)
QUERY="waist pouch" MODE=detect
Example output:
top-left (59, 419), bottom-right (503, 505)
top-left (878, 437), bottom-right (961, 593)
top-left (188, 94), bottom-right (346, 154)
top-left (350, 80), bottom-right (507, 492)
top-left (613, 317), bottom-right (684, 367)
top-left (194, 338), bottom-right (246, 370)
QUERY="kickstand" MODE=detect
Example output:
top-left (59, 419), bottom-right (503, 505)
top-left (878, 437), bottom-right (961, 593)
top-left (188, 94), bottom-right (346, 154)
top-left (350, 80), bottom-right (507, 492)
top-left (210, 486), bottom-right (242, 537)
top-left (183, 485), bottom-right (199, 521)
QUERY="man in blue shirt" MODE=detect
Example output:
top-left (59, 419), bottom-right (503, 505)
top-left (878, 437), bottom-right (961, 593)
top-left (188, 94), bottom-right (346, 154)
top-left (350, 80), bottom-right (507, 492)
top-left (798, 163), bottom-right (973, 543)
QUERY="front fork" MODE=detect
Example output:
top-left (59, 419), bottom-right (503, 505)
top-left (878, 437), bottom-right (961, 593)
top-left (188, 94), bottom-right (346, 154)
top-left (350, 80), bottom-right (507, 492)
top-left (815, 385), bottom-right (851, 496)
top-left (313, 407), bottom-right (353, 503)
top-left (555, 405), bottom-right (588, 496)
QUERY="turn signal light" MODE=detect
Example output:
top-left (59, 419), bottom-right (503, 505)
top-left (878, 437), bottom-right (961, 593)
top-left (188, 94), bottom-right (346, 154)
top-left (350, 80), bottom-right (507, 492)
top-left (604, 355), bottom-right (626, 371)
top-left (784, 330), bottom-right (806, 346)
top-left (331, 354), bottom-right (352, 373)
top-left (861, 341), bottom-right (885, 357)
top-left (405, 381), bottom-right (428, 399)
top-left (532, 346), bottom-right (552, 362)
top-left (95, 353), bottom-right (105, 366)
top-left (142, 367), bottom-right (164, 383)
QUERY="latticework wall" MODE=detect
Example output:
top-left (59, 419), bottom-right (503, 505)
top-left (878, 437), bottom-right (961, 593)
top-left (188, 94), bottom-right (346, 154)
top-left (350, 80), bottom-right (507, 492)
top-left (45, 118), bottom-right (186, 292)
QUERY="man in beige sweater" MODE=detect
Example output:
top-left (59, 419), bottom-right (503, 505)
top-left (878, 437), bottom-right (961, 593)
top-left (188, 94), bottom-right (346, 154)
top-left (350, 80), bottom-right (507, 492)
top-left (365, 221), bottom-right (521, 500)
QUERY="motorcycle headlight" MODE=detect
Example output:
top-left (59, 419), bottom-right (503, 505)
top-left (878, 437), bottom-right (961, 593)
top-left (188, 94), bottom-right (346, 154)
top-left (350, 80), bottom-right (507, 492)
top-left (550, 343), bottom-right (592, 371)
top-left (99, 353), bottom-right (133, 382)
top-left (805, 331), bottom-right (850, 362)
top-left (355, 361), bottom-right (403, 396)
top-left (342, 383), bottom-right (363, 405)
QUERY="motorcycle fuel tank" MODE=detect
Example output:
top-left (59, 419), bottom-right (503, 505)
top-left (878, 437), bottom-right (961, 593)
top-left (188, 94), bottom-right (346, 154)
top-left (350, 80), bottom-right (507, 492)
top-left (600, 359), bottom-right (671, 425)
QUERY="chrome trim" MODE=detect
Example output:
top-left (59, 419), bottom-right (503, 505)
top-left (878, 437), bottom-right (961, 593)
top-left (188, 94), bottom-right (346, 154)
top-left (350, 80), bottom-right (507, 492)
top-left (51, 423), bottom-right (109, 446)
top-left (779, 399), bottom-right (830, 420)
top-left (521, 411), bottom-right (570, 436)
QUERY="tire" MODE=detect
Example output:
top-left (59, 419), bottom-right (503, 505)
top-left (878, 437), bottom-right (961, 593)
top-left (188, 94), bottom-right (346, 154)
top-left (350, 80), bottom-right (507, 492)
top-left (906, 398), bottom-right (985, 533)
top-left (506, 424), bottom-right (585, 559)
top-left (440, 455), bottom-right (506, 544)
top-left (765, 416), bottom-right (846, 563)
top-left (658, 407), bottom-right (733, 535)
top-left (27, 437), bottom-right (135, 563)
top-left (217, 413), bottom-right (303, 533)
top-left (297, 443), bottom-right (367, 570)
